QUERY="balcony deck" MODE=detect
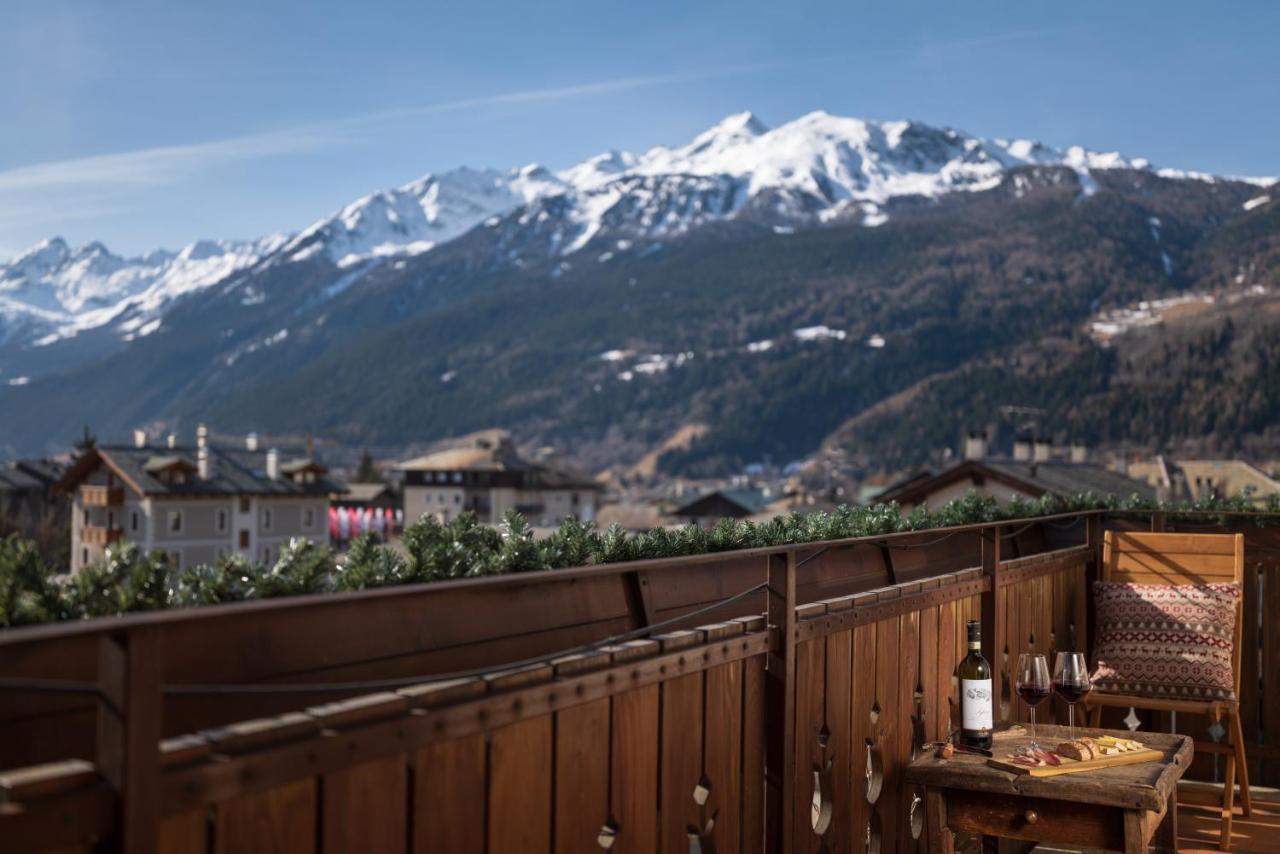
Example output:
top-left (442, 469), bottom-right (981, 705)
top-left (1, 509), bottom-right (1277, 853)
top-left (1180, 805), bottom-right (1280, 853)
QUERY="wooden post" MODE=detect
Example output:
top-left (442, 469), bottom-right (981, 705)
top-left (97, 627), bottom-right (163, 854)
top-left (1151, 510), bottom-right (1167, 533)
top-left (1084, 514), bottom-right (1103, 659)
top-left (623, 569), bottom-right (655, 628)
top-left (979, 526), bottom-right (1003, 721)
top-left (764, 551), bottom-right (797, 854)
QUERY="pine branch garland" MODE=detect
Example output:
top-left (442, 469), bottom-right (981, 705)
top-left (0, 489), bottom-right (1275, 627)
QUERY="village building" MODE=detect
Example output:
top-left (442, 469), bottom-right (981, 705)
top-left (398, 430), bottom-right (600, 527)
top-left (1127, 456), bottom-right (1280, 504)
top-left (876, 434), bottom-right (1155, 511)
top-left (56, 426), bottom-right (339, 571)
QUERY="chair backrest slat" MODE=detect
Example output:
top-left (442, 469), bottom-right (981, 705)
top-left (1100, 530), bottom-right (1245, 696)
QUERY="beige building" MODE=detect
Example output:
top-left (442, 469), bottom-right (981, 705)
top-left (876, 434), bottom-right (1155, 512)
top-left (1128, 456), bottom-right (1280, 504)
top-left (399, 430), bottom-right (599, 527)
top-left (57, 427), bottom-right (337, 572)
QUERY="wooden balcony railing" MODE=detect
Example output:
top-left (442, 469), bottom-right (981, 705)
top-left (79, 524), bottom-right (122, 546)
top-left (0, 510), bottom-right (1277, 853)
top-left (79, 484), bottom-right (123, 507)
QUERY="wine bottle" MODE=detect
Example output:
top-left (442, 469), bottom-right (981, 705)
top-left (957, 618), bottom-right (993, 749)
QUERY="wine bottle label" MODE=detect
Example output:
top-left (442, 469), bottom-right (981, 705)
top-left (960, 678), bottom-right (993, 731)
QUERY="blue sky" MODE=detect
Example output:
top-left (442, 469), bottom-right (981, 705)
top-left (2, 0), bottom-right (1277, 260)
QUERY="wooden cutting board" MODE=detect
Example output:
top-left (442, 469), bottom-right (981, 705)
top-left (988, 747), bottom-right (1165, 777)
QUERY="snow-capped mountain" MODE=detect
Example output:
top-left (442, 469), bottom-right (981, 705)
top-left (0, 234), bottom-right (284, 347)
top-left (3, 110), bottom-right (1270, 356)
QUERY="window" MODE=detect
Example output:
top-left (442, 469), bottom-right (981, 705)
top-left (217, 509), bottom-right (228, 533)
top-left (262, 507), bottom-right (273, 531)
top-left (239, 530), bottom-right (250, 549)
top-left (239, 497), bottom-right (251, 513)
top-left (168, 549), bottom-right (182, 569)
top-left (571, 492), bottom-right (579, 505)
top-left (82, 548), bottom-right (88, 566)
top-left (107, 511), bottom-right (114, 529)
top-left (454, 494), bottom-right (461, 505)
top-left (302, 507), bottom-right (315, 530)
top-left (168, 510), bottom-right (183, 534)
top-left (261, 546), bottom-right (272, 564)
top-left (452, 472), bottom-right (463, 484)
top-left (131, 511), bottom-right (139, 532)
top-left (83, 509), bottom-right (90, 526)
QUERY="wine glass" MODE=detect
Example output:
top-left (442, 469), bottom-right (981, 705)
top-left (1053, 651), bottom-right (1091, 741)
top-left (1015, 653), bottom-right (1051, 745)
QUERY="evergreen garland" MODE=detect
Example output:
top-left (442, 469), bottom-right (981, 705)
top-left (1, 489), bottom-right (1276, 628)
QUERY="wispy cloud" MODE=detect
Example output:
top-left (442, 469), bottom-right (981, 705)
top-left (0, 25), bottom-right (1069, 197)
top-left (0, 26), bottom-right (1076, 253)
top-left (0, 70), bottom-right (756, 197)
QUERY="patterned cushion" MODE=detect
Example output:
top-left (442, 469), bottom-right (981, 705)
top-left (1091, 581), bottom-right (1239, 701)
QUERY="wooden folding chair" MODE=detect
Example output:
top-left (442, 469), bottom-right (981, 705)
top-left (1084, 530), bottom-right (1251, 849)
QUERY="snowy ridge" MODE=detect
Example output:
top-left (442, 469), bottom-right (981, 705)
top-left (0, 234), bottom-right (284, 346)
top-left (4, 109), bottom-right (1272, 353)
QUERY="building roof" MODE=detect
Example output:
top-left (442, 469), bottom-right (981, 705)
top-left (672, 488), bottom-right (772, 519)
top-left (983, 460), bottom-right (1156, 500)
top-left (398, 429), bottom-right (600, 491)
top-left (0, 459), bottom-right (64, 493)
top-left (877, 459), bottom-right (1156, 506)
top-left (55, 445), bottom-right (342, 498)
top-left (335, 482), bottom-right (395, 503)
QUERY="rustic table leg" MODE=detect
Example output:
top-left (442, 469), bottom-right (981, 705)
top-left (1123, 809), bottom-right (1147, 854)
top-left (1152, 791), bottom-right (1178, 854)
top-left (925, 790), bottom-right (953, 854)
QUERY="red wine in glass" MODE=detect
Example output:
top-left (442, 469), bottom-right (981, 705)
top-left (1051, 683), bottom-right (1089, 704)
top-left (1015, 653), bottom-right (1051, 743)
top-left (1053, 651), bottom-right (1090, 740)
top-left (1016, 684), bottom-right (1052, 705)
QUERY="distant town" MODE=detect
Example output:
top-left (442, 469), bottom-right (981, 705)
top-left (5, 422), bottom-right (1278, 574)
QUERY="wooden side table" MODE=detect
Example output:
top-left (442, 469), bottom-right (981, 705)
top-left (904, 724), bottom-right (1192, 854)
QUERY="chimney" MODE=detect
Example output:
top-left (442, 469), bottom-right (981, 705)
top-left (1033, 438), bottom-right (1053, 463)
top-left (1013, 435), bottom-right (1034, 462)
top-left (246, 432), bottom-right (259, 452)
top-left (167, 433), bottom-right (176, 449)
top-left (963, 430), bottom-right (988, 461)
top-left (197, 446), bottom-right (215, 480)
top-left (266, 448), bottom-right (280, 481)
top-left (196, 423), bottom-right (209, 450)
top-left (133, 429), bottom-right (148, 449)
top-left (1069, 442), bottom-right (1087, 464)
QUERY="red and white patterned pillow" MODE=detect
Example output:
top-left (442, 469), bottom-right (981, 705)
top-left (1091, 581), bottom-right (1240, 701)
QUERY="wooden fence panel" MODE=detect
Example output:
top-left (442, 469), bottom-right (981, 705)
top-left (321, 756), bottom-right (407, 854)
top-left (741, 656), bottom-right (766, 854)
top-left (610, 686), bottom-right (659, 854)
top-left (849, 621), bottom-right (876, 854)
top-left (554, 699), bottom-right (610, 854)
top-left (489, 716), bottom-right (553, 854)
top-left (158, 810), bottom-right (206, 854)
top-left (825, 627), bottom-right (853, 854)
top-left (214, 779), bottom-right (316, 854)
top-left (872, 613), bottom-right (900, 854)
top-left (414, 734), bottom-right (485, 854)
top-left (659, 671), bottom-right (703, 854)
top-left (704, 659), bottom-right (743, 854)
top-left (1263, 564), bottom-right (1280, 787)
top-left (792, 637), bottom-right (824, 853)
